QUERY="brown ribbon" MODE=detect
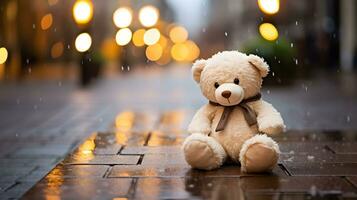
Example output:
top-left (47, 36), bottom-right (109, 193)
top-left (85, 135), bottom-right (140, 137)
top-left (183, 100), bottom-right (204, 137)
top-left (209, 93), bottom-right (261, 132)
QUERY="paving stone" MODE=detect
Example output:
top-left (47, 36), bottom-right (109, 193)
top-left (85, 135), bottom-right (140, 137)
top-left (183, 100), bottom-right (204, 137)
top-left (0, 158), bottom-right (58, 168)
top-left (121, 146), bottom-right (181, 155)
top-left (0, 181), bottom-right (37, 199)
top-left (279, 142), bottom-right (331, 154)
top-left (114, 131), bottom-right (150, 146)
top-left (280, 153), bottom-right (357, 163)
top-left (64, 155), bottom-right (140, 165)
top-left (22, 178), bottom-right (132, 199)
top-left (347, 177), bottom-right (357, 188)
top-left (0, 166), bottom-right (36, 182)
top-left (327, 142), bottom-right (357, 154)
top-left (283, 162), bottom-right (357, 176)
top-left (108, 165), bottom-right (286, 178)
top-left (273, 130), bottom-right (357, 143)
top-left (147, 132), bottom-right (184, 146)
top-left (10, 144), bottom-right (73, 158)
top-left (141, 152), bottom-right (187, 166)
top-left (0, 181), bottom-right (14, 192)
top-left (239, 176), bottom-right (356, 193)
top-left (46, 164), bottom-right (109, 178)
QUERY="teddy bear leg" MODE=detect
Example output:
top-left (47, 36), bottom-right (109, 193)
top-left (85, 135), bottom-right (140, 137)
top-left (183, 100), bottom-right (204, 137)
top-left (182, 133), bottom-right (227, 170)
top-left (239, 134), bottom-right (279, 173)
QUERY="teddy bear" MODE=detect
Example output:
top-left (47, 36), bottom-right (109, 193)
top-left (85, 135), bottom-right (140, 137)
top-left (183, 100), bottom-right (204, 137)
top-left (182, 51), bottom-right (285, 173)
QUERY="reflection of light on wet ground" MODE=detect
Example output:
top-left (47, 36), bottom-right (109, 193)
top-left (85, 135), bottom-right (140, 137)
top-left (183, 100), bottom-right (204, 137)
top-left (115, 111), bottom-right (135, 132)
top-left (45, 166), bottom-right (63, 199)
top-left (75, 134), bottom-right (96, 161)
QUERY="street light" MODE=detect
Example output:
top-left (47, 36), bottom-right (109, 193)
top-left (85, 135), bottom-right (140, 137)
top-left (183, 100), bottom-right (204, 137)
top-left (115, 28), bottom-right (132, 46)
top-left (259, 23), bottom-right (279, 41)
top-left (113, 7), bottom-right (132, 28)
top-left (0, 47), bottom-right (8, 64)
top-left (139, 5), bottom-right (159, 27)
top-left (258, 0), bottom-right (279, 15)
top-left (75, 33), bottom-right (92, 52)
top-left (73, 0), bottom-right (93, 25)
top-left (143, 28), bottom-right (160, 45)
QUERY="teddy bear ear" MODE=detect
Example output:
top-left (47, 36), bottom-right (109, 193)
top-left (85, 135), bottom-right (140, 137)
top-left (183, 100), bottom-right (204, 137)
top-left (192, 59), bottom-right (207, 83)
top-left (247, 54), bottom-right (270, 77)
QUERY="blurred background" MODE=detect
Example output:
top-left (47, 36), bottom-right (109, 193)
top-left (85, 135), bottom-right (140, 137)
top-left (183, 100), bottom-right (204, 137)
top-left (0, 0), bottom-right (356, 131)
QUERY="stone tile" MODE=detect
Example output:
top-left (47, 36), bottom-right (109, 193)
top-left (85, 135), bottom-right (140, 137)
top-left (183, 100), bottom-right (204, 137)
top-left (114, 131), bottom-right (150, 146)
top-left (64, 155), bottom-right (140, 165)
top-left (10, 144), bottom-right (73, 158)
top-left (141, 152), bottom-right (187, 166)
top-left (279, 142), bottom-right (330, 154)
top-left (94, 144), bottom-right (122, 155)
top-left (147, 132), bottom-right (184, 146)
top-left (46, 164), bottom-right (109, 178)
top-left (327, 142), bottom-right (357, 154)
top-left (22, 178), bottom-right (132, 199)
top-left (0, 181), bottom-right (37, 199)
top-left (0, 166), bottom-right (36, 182)
top-left (273, 130), bottom-right (357, 143)
top-left (0, 181), bottom-right (14, 192)
top-left (283, 162), bottom-right (357, 176)
top-left (0, 158), bottom-right (58, 167)
top-left (108, 165), bottom-right (286, 178)
top-left (280, 153), bottom-right (357, 163)
top-left (121, 146), bottom-right (181, 155)
top-left (239, 176), bottom-right (356, 193)
top-left (346, 177), bottom-right (357, 188)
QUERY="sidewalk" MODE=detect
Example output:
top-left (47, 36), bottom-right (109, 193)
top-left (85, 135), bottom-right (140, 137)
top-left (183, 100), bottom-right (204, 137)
top-left (0, 66), bottom-right (357, 199)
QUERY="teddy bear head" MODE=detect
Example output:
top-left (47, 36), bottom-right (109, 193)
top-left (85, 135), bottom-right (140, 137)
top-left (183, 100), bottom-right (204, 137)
top-left (192, 51), bottom-right (269, 106)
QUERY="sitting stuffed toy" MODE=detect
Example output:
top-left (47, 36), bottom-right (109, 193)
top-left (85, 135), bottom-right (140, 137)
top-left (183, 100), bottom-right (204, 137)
top-left (182, 51), bottom-right (285, 173)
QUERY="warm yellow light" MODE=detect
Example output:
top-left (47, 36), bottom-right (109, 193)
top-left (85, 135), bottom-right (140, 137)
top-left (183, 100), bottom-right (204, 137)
top-left (132, 29), bottom-right (146, 47)
top-left (73, 0), bottom-right (93, 25)
top-left (101, 38), bottom-right (120, 60)
top-left (169, 26), bottom-right (188, 43)
top-left (115, 111), bottom-right (134, 132)
top-left (48, 0), bottom-right (58, 6)
top-left (259, 23), bottom-right (279, 41)
top-left (171, 43), bottom-right (189, 62)
top-left (158, 36), bottom-right (168, 48)
top-left (143, 28), bottom-right (160, 45)
top-left (113, 7), bottom-right (132, 28)
top-left (146, 44), bottom-right (163, 61)
top-left (184, 40), bottom-right (200, 62)
top-left (156, 46), bottom-right (171, 65)
top-left (51, 42), bottom-right (64, 58)
top-left (139, 5), bottom-right (159, 27)
top-left (258, 0), bottom-right (279, 15)
top-left (115, 28), bottom-right (132, 46)
top-left (0, 47), bottom-right (9, 64)
top-left (75, 33), bottom-right (92, 52)
top-left (41, 13), bottom-right (53, 30)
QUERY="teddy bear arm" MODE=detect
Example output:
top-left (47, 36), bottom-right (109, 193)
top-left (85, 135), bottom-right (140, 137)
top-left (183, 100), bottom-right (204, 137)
top-left (188, 104), bottom-right (215, 135)
top-left (253, 100), bottom-right (285, 135)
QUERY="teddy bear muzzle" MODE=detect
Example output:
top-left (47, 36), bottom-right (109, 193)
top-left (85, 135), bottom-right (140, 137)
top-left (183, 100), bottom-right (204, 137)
top-left (214, 83), bottom-right (244, 106)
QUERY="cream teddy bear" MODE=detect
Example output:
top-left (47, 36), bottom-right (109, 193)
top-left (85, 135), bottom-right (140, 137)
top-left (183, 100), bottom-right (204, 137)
top-left (182, 51), bottom-right (285, 173)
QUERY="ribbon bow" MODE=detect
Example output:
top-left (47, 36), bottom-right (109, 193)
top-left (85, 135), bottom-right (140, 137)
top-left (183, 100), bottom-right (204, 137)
top-left (209, 93), bottom-right (261, 132)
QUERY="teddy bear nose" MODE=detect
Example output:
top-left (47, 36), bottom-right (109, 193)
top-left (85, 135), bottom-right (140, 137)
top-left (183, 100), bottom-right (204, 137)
top-left (221, 90), bottom-right (231, 98)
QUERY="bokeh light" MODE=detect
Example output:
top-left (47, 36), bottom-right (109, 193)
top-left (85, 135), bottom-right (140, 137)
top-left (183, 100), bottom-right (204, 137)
top-left (73, 0), bottom-right (93, 25)
top-left (258, 0), bottom-right (280, 15)
top-left (113, 7), bottom-right (132, 28)
top-left (48, 0), bottom-right (58, 6)
top-left (115, 28), bottom-right (132, 46)
top-left (41, 13), bottom-right (53, 30)
top-left (259, 23), bottom-right (279, 41)
top-left (184, 40), bottom-right (200, 61)
top-left (101, 38), bottom-right (120, 61)
top-left (51, 42), bottom-right (64, 58)
top-left (75, 33), bottom-right (92, 52)
top-left (132, 29), bottom-right (146, 47)
top-left (143, 28), bottom-right (160, 45)
top-left (139, 5), bottom-right (159, 27)
top-left (0, 47), bottom-right (8, 64)
top-left (171, 43), bottom-right (188, 62)
top-left (146, 44), bottom-right (163, 61)
top-left (169, 26), bottom-right (188, 43)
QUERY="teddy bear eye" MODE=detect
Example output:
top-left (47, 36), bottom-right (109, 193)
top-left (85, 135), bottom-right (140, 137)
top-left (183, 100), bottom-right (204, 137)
top-left (214, 82), bottom-right (220, 88)
top-left (234, 78), bottom-right (240, 85)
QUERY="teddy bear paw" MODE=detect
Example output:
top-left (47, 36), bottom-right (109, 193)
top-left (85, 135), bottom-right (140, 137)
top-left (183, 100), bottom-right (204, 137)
top-left (182, 133), bottom-right (226, 170)
top-left (239, 134), bottom-right (279, 173)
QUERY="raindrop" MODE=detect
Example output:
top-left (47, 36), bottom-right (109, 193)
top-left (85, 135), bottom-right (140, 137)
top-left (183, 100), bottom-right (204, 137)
top-left (28, 67), bottom-right (32, 74)
top-left (88, 58), bottom-right (91, 62)
top-left (309, 185), bottom-right (317, 196)
top-left (224, 32), bottom-right (228, 37)
top-left (67, 45), bottom-right (71, 49)
top-left (278, 60), bottom-right (281, 64)
top-left (346, 115), bottom-right (351, 122)
top-left (255, 48), bottom-right (259, 53)
top-left (267, 90), bottom-right (270, 94)
top-left (58, 81), bottom-right (62, 86)
top-left (305, 86), bottom-right (308, 92)
top-left (54, 28), bottom-right (57, 32)
top-left (202, 28), bottom-right (206, 33)
top-left (32, 24), bottom-right (36, 29)
top-left (121, 66), bottom-right (124, 71)
top-left (33, 105), bottom-right (38, 110)
top-left (207, 183), bottom-right (213, 187)
top-left (26, 59), bottom-right (30, 64)
top-left (284, 156), bottom-right (294, 162)
top-left (274, 56), bottom-right (277, 60)
top-left (290, 43), bottom-right (294, 48)
top-left (295, 21), bottom-right (298, 26)
top-left (127, 66), bottom-right (130, 71)
top-left (295, 58), bottom-right (298, 65)
top-left (289, 150), bottom-right (295, 154)
top-left (188, 184), bottom-right (195, 188)
top-left (15, 133), bottom-right (19, 137)
top-left (306, 111), bottom-right (310, 116)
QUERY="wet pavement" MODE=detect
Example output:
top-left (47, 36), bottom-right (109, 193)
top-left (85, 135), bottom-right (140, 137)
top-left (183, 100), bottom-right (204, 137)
top-left (0, 66), bottom-right (357, 199)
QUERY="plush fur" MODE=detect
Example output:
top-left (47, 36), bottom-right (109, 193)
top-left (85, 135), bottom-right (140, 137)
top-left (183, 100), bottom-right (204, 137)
top-left (183, 51), bottom-right (285, 172)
